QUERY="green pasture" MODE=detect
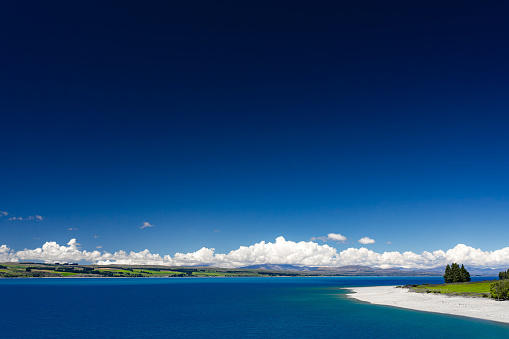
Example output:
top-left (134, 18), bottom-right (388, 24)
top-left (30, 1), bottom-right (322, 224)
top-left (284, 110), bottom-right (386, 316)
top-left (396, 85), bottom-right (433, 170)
top-left (191, 272), bottom-right (225, 276)
top-left (131, 269), bottom-right (182, 275)
top-left (414, 280), bottom-right (496, 295)
top-left (100, 269), bottom-right (131, 273)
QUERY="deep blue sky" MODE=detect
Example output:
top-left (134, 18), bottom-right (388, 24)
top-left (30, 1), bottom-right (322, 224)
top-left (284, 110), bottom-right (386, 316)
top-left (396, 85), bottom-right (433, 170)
top-left (1, 1), bottom-right (509, 256)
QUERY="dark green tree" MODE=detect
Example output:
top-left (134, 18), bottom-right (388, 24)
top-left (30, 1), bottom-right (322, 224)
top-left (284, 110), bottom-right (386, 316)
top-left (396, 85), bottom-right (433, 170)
top-left (444, 264), bottom-right (452, 283)
top-left (460, 264), bottom-right (471, 282)
top-left (444, 263), bottom-right (470, 283)
top-left (451, 263), bottom-right (462, 283)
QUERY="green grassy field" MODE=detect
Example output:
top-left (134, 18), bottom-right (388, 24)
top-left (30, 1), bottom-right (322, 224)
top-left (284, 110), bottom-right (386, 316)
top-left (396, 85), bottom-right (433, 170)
top-left (191, 271), bottom-right (228, 276)
top-left (97, 268), bottom-right (135, 274)
top-left (131, 269), bottom-right (182, 276)
top-left (414, 280), bottom-right (496, 296)
top-left (59, 272), bottom-right (78, 276)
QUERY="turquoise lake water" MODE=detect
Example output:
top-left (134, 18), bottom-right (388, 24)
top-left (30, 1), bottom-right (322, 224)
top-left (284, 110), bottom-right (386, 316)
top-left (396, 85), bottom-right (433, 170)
top-left (1, 276), bottom-right (508, 338)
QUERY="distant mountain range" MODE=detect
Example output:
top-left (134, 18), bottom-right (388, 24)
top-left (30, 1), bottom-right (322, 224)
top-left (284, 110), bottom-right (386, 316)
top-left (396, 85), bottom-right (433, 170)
top-left (240, 264), bottom-right (502, 276)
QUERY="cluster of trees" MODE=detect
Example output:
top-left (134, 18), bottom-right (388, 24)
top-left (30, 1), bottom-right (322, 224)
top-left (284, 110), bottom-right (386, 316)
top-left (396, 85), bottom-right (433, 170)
top-left (499, 269), bottom-right (509, 280)
top-left (443, 263), bottom-right (471, 283)
top-left (490, 280), bottom-right (509, 300)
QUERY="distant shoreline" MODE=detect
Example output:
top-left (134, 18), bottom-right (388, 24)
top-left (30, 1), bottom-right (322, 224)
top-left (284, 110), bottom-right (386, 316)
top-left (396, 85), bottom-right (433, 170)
top-left (0, 275), bottom-right (447, 279)
top-left (0, 262), bottom-right (450, 278)
top-left (347, 286), bottom-right (509, 325)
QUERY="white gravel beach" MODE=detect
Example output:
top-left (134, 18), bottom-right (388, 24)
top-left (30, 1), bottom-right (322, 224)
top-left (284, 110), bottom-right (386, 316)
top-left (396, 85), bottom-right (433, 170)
top-left (347, 286), bottom-right (509, 324)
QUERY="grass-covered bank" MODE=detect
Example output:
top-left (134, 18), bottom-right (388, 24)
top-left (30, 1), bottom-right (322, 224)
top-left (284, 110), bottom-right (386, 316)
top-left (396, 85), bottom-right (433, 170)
top-left (411, 263), bottom-right (509, 300)
top-left (412, 279), bottom-right (509, 300)
top-left (411, 280), bottom-right (495, 298)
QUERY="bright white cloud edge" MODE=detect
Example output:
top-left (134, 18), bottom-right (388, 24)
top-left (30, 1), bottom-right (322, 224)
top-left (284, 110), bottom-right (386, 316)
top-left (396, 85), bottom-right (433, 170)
top-left (2, 237), bottom-right (509, 269)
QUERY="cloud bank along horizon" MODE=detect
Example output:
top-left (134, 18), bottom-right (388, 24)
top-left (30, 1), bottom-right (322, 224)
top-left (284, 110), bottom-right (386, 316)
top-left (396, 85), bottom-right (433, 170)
top-left (2, 236), bottom-right (509, 269)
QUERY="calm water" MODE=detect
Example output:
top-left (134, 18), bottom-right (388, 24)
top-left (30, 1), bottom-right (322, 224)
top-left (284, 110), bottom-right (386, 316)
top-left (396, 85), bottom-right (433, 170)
top-left (1, 276), bottom-right (508, 338)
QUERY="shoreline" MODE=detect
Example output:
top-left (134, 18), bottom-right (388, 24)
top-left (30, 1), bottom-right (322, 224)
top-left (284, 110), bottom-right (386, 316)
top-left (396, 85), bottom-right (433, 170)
top-left (347, 286), bottom-right (509, 325)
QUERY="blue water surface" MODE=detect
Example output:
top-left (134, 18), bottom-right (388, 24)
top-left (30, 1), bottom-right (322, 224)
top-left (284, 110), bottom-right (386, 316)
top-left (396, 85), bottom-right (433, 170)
top-left (1, 276), bottom-right (508, 338)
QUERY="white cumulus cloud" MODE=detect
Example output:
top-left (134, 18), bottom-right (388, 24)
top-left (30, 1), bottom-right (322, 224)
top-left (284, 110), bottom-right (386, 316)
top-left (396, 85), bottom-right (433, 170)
top-left (3, 237), bottom-right (509, 269)
top-left (358, 237), bottom-right (375, 244)
top-left (0, 211), bottom-right (8, 216)
top-left (15, 239), bottom-right (103, 263)
top-left (0, 245), bottom-right (18, 262)
top-left (311, 232), bottom-right (347, 243)
top-left (327, 233), bottom-right (347, 242)
top-left (98, 249), bottom-right (168, 265)
top-left (8, 217), bottom-right (22, 221)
